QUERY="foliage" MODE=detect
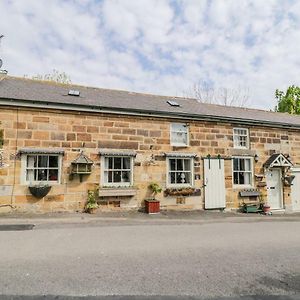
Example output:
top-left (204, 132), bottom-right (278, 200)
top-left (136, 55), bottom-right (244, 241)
top-left (275, 86), bottom-right (300, 114)
top-left (85, 190), bottom-right (99, 210)
top-left (164, 187), bottom-right (195, 196)
top-left (25, 69), bottom-right (72, 84)
top-left (149, 182), bottom-right (162, 199)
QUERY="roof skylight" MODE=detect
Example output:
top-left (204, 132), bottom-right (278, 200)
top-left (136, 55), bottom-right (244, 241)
top-left (167, 100), bottom-right (180, 107)
top-left (68, 90), bottom-right (80, 96)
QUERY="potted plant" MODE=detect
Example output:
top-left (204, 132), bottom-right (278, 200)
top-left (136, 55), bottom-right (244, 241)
top-left (85, 190), bottom-right (99, 214)
top-left (145, 182), bottom-right (162, 214)
top-left (29, 182), bottom-right (51, 199)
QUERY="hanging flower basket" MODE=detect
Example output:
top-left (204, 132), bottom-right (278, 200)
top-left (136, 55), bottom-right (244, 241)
top-left (29, 184), bottom-right (51, 199)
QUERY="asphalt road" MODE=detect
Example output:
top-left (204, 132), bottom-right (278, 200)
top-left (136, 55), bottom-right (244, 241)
top-left (0, 219), bottom-right (300, 299)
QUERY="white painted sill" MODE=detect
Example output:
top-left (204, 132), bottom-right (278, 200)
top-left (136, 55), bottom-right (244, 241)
top-left (98, 187), bottom-right (137, 197)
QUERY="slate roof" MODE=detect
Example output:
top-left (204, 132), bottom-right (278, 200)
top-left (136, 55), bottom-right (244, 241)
top-left (1, 76), bottom-right (300, 128)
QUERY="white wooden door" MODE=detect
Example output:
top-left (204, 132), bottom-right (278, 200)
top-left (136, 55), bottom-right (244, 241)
top-left (204, 158), bottom-right (226, 209)
top-left (266, 168), bottom-right (282, 209)
top-left (291, 168), bottom-right (300, 211)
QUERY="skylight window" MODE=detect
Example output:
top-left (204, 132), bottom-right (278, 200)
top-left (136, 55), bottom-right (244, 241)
top-left (167, 100), bottom-right (180, 107)
top-left (68, 90), bottom-right (80, 96)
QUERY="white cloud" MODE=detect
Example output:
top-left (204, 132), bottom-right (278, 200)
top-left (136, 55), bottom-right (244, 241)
top-left (0, 0), bottom-right (299, 110)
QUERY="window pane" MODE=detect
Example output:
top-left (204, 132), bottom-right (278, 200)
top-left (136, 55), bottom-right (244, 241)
top-left (169, 159), bottom-right (176, 171)
top-left (27, 156), bottom-right (37, 168)
top-left (183, 172), bottom-right (191, 184)
top-left (233, 172), bottom-right (239, 184)
top-left (244, 159), bottom-right (251, 171)
top-left (170, 172), bottom-right (176, 184)
top-left (233, 158), bottom-right (239, 171)
top-left (176, 172), bottom-right (188, 184)
top-left (239, 159), bottom-right (245, 171)
top-left (108, 157), bottom-right (113, 169)
top-left (113, 171), bottom-right (121, 182)
top-left (26, 169), bottom-right (35, 182)
top-left (244, 172), bottom-right (251, 184)
top-left (108, 171), bottom-right (113, 183)
top-left (238, 172), bottom-right (245, 184)
top-left (173, 132), bottom-right (186, 144)
top-left (114, 157), bottom-right (122, 169)
top-left (38, 156), bottom-right (48, 168)
top-left (122, 171), bottom-right (130, 182)
top-left (37, 169), bottom-right (48, 181)
top-left (177, 159), bottom-right (183, 170)
top-left (48, 169), bottom-right (58, 181)
top-left (184, 159), bottom-right (191, 171)
top-left (172, 123), bottom-right (186, 132)
top-left (49, 156), bottom-right (58, 167)
top-left (123, 157), bottom-right (130, 169)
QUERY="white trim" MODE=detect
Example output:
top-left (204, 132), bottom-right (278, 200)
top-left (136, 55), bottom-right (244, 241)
top-left (170, 123), bottom-right (189, 147)
top-left (233, 127), bottom-right (249, 149)
top-left (166, 157), bottom-right (194, 188)
top-left (232, 156), bottom-right (254, 188)
top-left (21, 153), bottom-right (62, 185)
top-left (100, 155), bottom-right (134, 187)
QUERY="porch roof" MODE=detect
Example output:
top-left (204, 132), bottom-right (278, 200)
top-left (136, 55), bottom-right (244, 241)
top-left (263, 153), bottom-right (293, 168)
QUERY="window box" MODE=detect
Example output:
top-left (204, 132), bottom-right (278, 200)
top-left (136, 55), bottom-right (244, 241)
top-left (144, 198), bottom-right (160, 214)
top-left (98, 187), bottom-right (137, 197)
top-left (164, 187), bottom-right (196, 197)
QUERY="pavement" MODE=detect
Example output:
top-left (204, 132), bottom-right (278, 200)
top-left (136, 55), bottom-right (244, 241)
top-left (0, 211), bottom-right (300, 299)
top-left (0, 209), bottom-right (300, 229)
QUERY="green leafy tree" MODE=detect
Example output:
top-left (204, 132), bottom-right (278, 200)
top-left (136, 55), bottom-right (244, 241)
top-left (24, 69), bottom-right (71, 84)
top-left (275, 86), bottom-right (300, 114)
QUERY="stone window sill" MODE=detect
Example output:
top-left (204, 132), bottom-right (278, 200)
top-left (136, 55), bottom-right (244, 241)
top-left (99, 188), bottom-right (137, 197)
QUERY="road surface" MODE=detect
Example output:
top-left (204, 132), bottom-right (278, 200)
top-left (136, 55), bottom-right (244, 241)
top-left (0, 217), bottom-right (299, 298)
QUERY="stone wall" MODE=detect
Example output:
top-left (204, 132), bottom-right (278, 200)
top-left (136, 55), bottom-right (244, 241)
top-left (0, 105), bottom-right (299, 213)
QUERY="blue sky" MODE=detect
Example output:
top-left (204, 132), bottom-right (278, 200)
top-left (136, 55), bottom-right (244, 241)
top-left (0, 0), bottom-right (300, 109)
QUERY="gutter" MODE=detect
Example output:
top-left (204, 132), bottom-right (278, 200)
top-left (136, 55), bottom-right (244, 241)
top-left (0, 97), bottom-right (299, 130)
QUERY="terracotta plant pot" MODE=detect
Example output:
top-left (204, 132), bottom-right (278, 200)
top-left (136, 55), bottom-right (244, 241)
top-left (144, 199), bottom-right (160, 214)
top-left (86, 207), bottom-right (98, 214)
top-left (263, 204), bottom-right (271, 214)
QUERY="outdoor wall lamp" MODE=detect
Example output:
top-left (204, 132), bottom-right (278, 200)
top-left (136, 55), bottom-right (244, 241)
top-left (254, 154), bottom-right (259, 162)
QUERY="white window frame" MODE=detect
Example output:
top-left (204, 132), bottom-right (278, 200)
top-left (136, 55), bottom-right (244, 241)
top-left (21, 154), bottom-right (63, 185)
top-left (166, 157), bottom-right (194, 188)
top-left (170, 123), bottom-right (189, 147)
top-left (101, 156), bottom-right (134, 187)
top-left (233, 127), bottom-right (249, 149)
top-left (232, 156), bottom-right (254, 188)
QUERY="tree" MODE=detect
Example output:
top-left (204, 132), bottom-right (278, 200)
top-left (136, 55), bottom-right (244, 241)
top-left (275, 86), bottom-right (300, 114)
top-left (24, 69), bottom-right (72, 84)
top-left (184, 80), bottom-right (250, 107)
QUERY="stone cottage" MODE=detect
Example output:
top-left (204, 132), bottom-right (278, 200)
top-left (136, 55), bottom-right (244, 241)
top-left (0, 75), bottom-right (300, 213)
